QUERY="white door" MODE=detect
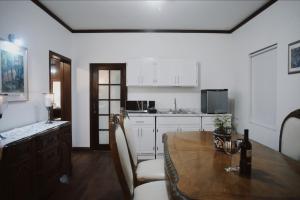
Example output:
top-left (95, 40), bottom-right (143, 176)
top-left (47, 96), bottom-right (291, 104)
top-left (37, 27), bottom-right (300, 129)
top-left (139, 127), bottom-right (155, 156)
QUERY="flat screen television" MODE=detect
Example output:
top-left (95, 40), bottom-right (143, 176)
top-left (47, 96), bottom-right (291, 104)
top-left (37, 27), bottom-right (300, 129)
top-left (201, 89), bottom-right (228, 114)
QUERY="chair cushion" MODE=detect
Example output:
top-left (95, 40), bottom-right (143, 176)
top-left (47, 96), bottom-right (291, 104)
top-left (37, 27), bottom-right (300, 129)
top-left (136, 159), bottom-right (165, 181)
top-left (134, 181), bottom-right (169, 200)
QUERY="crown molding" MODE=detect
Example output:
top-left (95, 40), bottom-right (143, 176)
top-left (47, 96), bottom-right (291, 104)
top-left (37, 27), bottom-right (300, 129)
top-left (32, 0), bottom-right (277, 34)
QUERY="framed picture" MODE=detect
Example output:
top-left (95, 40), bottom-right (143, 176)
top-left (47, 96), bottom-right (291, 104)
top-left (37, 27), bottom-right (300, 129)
top-left (288, 40), bottom-right (300, 74)
top-left (0, 39), bottom-right (28, 101)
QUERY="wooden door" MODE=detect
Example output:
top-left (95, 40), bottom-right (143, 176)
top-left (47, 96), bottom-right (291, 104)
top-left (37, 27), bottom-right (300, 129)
top-left (90, 63), bottom-right (127, 150)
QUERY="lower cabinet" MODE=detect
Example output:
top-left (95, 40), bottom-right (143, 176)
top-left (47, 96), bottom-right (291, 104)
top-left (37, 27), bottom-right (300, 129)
top-left (129, 114), bottom-right (231, 160)
top-left (0, 123), bottom-right (72, 200)
top-left (130, 117), bottom-right (156, 160)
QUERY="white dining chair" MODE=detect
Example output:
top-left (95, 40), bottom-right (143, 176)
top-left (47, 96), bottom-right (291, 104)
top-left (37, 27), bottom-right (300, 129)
top-left (121, 114), bottom-right (165, 183)
top-left (109, 115), bottom-right (169, 200)
top-left (279, 109), bottom-right (300, 161)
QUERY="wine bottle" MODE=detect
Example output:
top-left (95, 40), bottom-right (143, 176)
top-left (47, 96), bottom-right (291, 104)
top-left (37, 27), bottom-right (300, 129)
top-left (239, 129), bottom-right (252, 176)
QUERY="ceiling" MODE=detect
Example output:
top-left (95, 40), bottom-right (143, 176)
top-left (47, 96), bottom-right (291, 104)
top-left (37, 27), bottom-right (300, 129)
top-left (35, 0), bottom-right (276, 33)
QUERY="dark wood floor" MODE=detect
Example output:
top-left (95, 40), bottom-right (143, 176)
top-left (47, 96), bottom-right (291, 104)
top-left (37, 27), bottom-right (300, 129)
top-left (49, 150), bottom-right (124, 200)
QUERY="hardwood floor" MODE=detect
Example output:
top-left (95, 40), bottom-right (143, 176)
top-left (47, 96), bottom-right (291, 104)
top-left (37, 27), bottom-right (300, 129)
top-left (49, 150), bottom-right (124, 200)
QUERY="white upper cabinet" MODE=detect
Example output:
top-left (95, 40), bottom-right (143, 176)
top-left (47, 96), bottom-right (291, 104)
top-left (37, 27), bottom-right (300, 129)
top-left (178, 60), bottom-right (199, 87)
top-left (126, 58), bottom-right (198, 87)
top-left (126, 59), bottom-right (142, 86)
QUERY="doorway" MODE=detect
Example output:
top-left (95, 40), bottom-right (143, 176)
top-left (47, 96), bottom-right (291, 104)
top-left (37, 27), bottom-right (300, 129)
top-left (49, 51), bottom-right (72, 122)
top-left (90, 63), bottom-right (127, 150)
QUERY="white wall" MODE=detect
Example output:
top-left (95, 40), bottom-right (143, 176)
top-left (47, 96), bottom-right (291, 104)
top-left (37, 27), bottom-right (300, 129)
top-left (0, 1), bottom-right (72, 131)
top-left (71, 34), bottom-right (235, 147)
top-left (2, 1), bottom-right (297, 150)
top-left (232, 1), bottom-right (300, 150)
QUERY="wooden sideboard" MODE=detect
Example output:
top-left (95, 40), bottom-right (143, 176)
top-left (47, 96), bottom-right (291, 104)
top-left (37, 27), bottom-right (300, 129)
top-left (0, 122), bottom-right (72, 200)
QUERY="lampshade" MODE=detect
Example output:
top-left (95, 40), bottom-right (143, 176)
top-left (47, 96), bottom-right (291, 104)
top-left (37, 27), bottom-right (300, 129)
top-left (0, 95), bottom-right (8, 118)
top-left (44, 93), bottom-right (54, 107)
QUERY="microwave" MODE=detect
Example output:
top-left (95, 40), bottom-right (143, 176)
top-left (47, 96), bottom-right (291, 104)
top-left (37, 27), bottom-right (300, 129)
top-left (126, 101), bottom-right (148, 112)
top-left (201, 89), bottom-right (228, 114)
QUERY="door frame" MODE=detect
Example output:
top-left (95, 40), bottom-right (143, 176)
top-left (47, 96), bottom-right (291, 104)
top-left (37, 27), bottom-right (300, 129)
top-left (90, 63), bottom-right (127, 150)
top-left (49, 51), bottom-right (72, 122)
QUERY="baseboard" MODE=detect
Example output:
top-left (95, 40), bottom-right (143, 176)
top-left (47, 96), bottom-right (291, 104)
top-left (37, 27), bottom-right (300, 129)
top-left (72, 147), bottom-right (91, 151)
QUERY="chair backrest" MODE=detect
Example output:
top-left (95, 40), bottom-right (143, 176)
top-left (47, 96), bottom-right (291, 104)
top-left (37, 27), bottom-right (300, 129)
top-left (119, 111), bottom-right (138, 166)
top-left (109, 115), bottom-right (134, 200)
top-left (123, 117), bottom-right (138, 166)
top-left (279, 109), bottom-right (300, 160)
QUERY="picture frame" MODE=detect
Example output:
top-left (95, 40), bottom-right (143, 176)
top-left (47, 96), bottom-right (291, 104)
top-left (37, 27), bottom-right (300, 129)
top-left (288, 40), bottom-right (300, 74)
top-left (0, 39), bottom-right (28, 101)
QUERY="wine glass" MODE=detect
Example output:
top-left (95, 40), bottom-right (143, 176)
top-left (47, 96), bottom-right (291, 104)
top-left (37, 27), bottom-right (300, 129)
top-left (224, 139), bottom-right (242, 172)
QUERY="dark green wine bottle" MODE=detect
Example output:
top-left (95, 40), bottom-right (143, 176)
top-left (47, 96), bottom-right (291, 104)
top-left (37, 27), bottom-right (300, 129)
top-left (240, 129), bottom-right (252, 177)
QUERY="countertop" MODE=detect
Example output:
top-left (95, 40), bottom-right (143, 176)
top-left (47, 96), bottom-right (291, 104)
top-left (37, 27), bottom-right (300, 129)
top-left (127, 112), bottom-right (232, 117)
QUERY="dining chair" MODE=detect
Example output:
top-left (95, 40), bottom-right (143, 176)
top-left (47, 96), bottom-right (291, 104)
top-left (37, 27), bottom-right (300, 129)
top-left (109, 115), bottom-right (169, 200)
top-left (279, 109), bottom-right (300, 160)
top-left (119, 111), bottom-right (165, 183)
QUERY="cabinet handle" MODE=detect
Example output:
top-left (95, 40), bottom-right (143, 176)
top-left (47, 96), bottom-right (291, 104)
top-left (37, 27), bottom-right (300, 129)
top-left (141, 129), bottom-right (143, 136)
top-left (153, 129), bottom-right (154, 133)
top-left (157, 147), bottom-right (158, 150)
top-left (135, 121), bottom-right (144, 123)
top-left (153, 147), bottom-right (155, 151)
top-left (138, 128), bottom-right (140, 136)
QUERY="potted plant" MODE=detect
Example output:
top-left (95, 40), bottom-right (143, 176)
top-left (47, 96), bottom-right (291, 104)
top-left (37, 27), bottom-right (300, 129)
top-left (213, 115), bottom-right (232, 151)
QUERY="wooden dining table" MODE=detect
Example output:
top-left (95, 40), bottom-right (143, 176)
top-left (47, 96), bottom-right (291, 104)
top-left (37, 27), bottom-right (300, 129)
top-left (163, 131), bottom-right (300, 200)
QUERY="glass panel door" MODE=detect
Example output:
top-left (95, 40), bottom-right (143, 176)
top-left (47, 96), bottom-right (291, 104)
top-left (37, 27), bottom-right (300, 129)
top-left (98, 69), bottom-right (122, 145)
top-left (90, 63), bottom-right (126, 150)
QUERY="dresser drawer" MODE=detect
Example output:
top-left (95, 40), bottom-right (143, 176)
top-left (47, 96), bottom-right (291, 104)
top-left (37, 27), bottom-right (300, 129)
top-left (3, 139), bottom-right (34, 164)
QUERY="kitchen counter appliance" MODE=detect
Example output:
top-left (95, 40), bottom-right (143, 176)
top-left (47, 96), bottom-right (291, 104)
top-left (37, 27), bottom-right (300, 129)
top-left (201, 89), bottom-right (228, 114)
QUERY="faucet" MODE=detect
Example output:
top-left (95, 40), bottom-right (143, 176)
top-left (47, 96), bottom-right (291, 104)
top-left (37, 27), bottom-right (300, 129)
top-left (174, 98), bottom-right (177, 113)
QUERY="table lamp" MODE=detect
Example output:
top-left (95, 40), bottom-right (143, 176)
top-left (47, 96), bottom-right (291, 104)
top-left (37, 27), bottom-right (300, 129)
top-left (0, 94), bottom-right (8, 119)
top-left (44, 93), bottom-right (54, 124)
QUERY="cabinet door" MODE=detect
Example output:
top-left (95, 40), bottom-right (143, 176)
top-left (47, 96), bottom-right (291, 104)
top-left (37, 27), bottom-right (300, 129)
top-left (141, 58), bottom-right (158, 86)
top-left (157, 59), bottom-right (177, 86)
top-left (131, 127), bottom-right (141, 156)
top-left (201, 116), bottom-right (217, 131)
top-left (127, 60), bottom-right (142, 86)
top-left (156, 127), bottom-right (178, 156)
top-left (180, 127), bottom-right (201, 132)
top-left (139, 127), bottom-right (155, 156)
top-left (178, 61), bottom-right (198, 87)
